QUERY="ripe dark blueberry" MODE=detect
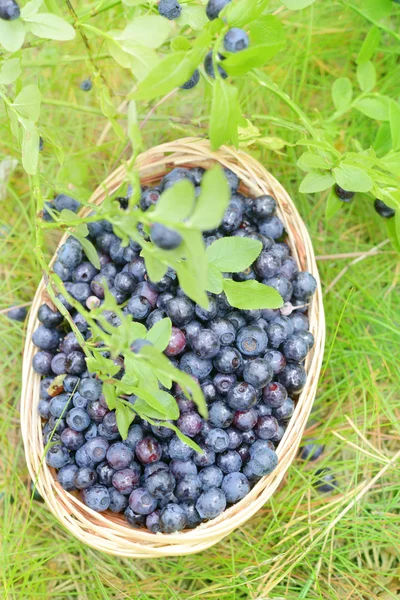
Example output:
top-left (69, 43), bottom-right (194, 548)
top-left (125, 257), bottom-right (146, 282)
top-left (237, 444), bottom-right (250, 462)
top-left (50, 394), bottom-right (73, 418)
top-left (262, 382), bottom-right (287, 408)
top-left (38, 304), bottom-right (63, 328)
top-left (166, 297), bottom-right (194, 326)
top-left (46, 444), bottom-right (70, 469)
top-left (124, 506), bottom-right (146, 527)
top-left (243, 447), bottom-right (278, 480)
top-left (7, 305), bottom-right (27, 321)
top-left (146, 309), bottom-right (166, 329)
top-left (265, 322), bottom-right (286, 349)
top-left (198, 465), bottom-right (223, 491)
top-left (180, 503), bottom-right (201, 528)
top-left (90, 274), bottom-right (111, 299)
top-left (213, 372), bottom-right (237, 395)
top-left (271, 242), bottom-right (290, 261)
top-left (73, 313), bottom-right (88, 334)
top-left (145, 469), bottom-right (175, 499)
top-left (97, 423), bottom-right (120, 441)
top-left (299, 440), bottom-right (324, 461)
top-left (32, 326), bottom-right (59, 351)
top-left (74, 467), bottom-right (97, 489)
top-left (124, 424), bottom-right (144, 450)
top-left (105, 442), bottom-right (133, 470)
top-left (213, 346), bottom-right (242, 374)
top-left (177, 412), bottom-right (203, 437)
top-left (251, 195), bottom-right (276, 219)
top-left (62, 337), bottom-right (81, 359)
top-left (151, 423), bottom-right (174, 440)
top-left (176, 396), bottom-right (196, 413)
top-left (205, 428), bottom-right (229, 453)
top-left (289, 312), bottom-right (309, 332)
top-left (241, 429), bottom-right (256, 445)
top-left (96, 232), bottom-right (118, 254)
top-left (175, 475), bottom-right (202, 502)
top-left (223, 28), bottom-right (249, 52)
top-left (151, 223), bottom-right (183, 250)
top-left (79, 378), bottom-right (102, 402)
top-left (335, 184), bottom-right (354, 202)
top-left (57, 464), bottom-right (78, 490)
top-left (180, 352), bottom-right (212, 381)
top-left (164, 327), bottom-right (186, 357)
top-left (168, 435), bottom-right (194, 460)
top-left (201, 380), bottom-right (217, 403)
top-left (192, 329), bottom-right (221, 359)
top-left (53, 260), bottom-right (72, 282)
top-left (233, 408), bottom-right (258, 432)
top-left (54, 194), bottom-right (80, 213)
top-left (193, 444), bottom-right (216, 468)
top-left (255, 415), bottom-right (279, 440)
top-left (38, 399), bottom-right (51, 419)
top-left (296, 330), bottom-right (315, 350)
top-left (216, 450), bottom-right (242, 474)
top-left (263, 274), bottom-right (293, 303)
top-left (258, 216), bottom-right (284, 240)
top-left (40, 377), bottom-right (55, 400)
top-left (140, 188), bottom-right (160, 211)
top-left (243, 358), bottom-right (273, 389)
top-left (146, 509), bottom-right (161, 532)
top-left (226, 311), bottom-right (246, 331)
top-left (314, 468), bottom-right (337, 493)
top-left (161, 168), bottom-right (195, 191)
top-left (80, 79), bottom-right (92, 92)
top-left (114, 272), bottom-right (136, 295)
top-left (127, 296), bottom-right (151, 320)
top-left (279, 257), bottom-right (298, 279)
top-left (87, 400), bottom-right (108, 423)
top-left (82, 437), bottom-right (109, 465)
top-left (182, 320), bottom-right (203, 344)
top-left (221, 199), bottom-right (243, 233)
top-left (129, 487), bottom-right (157, 515)
top-left (109, 488), bottom-right (128, 513)
top-left (278, 362), bottom-right (307, 393)
top-left (208, 401), bottom-right (234, 428)
top-left (158, 0), bottom-right (181, 19)
top-left (61, 427), bottom-right (85, 451)
top-left (170, 459), bottom-right (197, 479)
top-left (196, 487), bottom-right (226, 520)
top-left (254, 251), bottom-right (281, 279)
top-left (227, 382), bottom-right (257, 411)
top-left (226, 427), bottom-right (243, 449)
top-left (292, 271), bottom-right (317, 300)
top-left (0, 0), bottom-right (20, 21)
top-left (110, 240), bottom-right (132, 265)
top-left (96, 461), bottom-right (115, 486)
top-left (135, 437), bottom-right (162, 464)
top-left (57, 239), bottom-right (83, 269)
top-left (233, 266), bottom-right (256, 282)
top-left (236, 326), bottom-right (267, 357)
top-left (159, 503), bottom-right (186, 532)
top-left (273, 398), bottom-right (295, 421)
top-left (249, 439), bottom-right (274, 458)
top-left (204, 51), bottom-right (228, 80)
top-left (102, 411), bottom-right (118, 434)
top-left (374, 198), bottom-right (395, 218)
top-left (206, 0), bottom-right (231, 20)
top-left (65, 351), bottom-right (86, 375)
top-left (222, 472), bottom-right (250, 504)
top-left (82, 485), bottom-right (110, 512)
top-left (181, 69), bottom-right (200, 90)
top-left (48, 415), bottom-right (66, 434)
top-left (283, 335), bottom-right (309, 362)
top-left (195, 296), bottom-right (218, 322)
top-left (32, 351), bottom-right (53, 375)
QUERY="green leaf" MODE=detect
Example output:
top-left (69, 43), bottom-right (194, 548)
top-left (299, 172), bottom-right (335, 193)
top-left (357, 27), bottom-right (380, 64)
top-left (171, 36), bottom-right (191, 52)
top-left (20, 0), bottom-right (43, 19)
top-left (25, 13), bottom-right (75, 41)
top-left (333, 164), bottom-right (373, 193)
top-left (206, 237), bottom-right (262, 272)
top-left (249, 15), bottom-right (285, 45)
top-left (152, 179), bottom-right (195, 222)
top-left (0, 58), bottom-right (21, 85)
top-left (75, 236), bottom-right (101, 269)
top-left (223, 41), bottom-right (285, 76)
top-left (380, 151), bottom-right (400, 175)
top-left (133, 397), bottom-right (167, 421)
top-left (386, 217), bottom-right (400, 253)
top-left (12, 84), bottom-right (41, 122)
top-left (280, 0), bottom-right (316, 8)
top-left (106, 37), bottom-right (132, 69)
top-left (122, 15), bottom-right (171, 48)
top-left (209, 80), bottom-right (241, 150)
top-left (141, 250), bottom-right (168, 282)
top-left (115, 403), bottom-right (135, 439)
top-left (356, 61), bottom-right (376, 92)
top-left (207, 264), bottom-right (224, 294)
top-left (331, 77), bottom-right (353, 112)
top-left (180, 228), bottom-right (208, 301)
top-left (225, 0), bottom-right (269, 27)
top-left (127, 100), bottom-right (143, 151)
top-left (178, 5), bottom-right (208, 30)
top-left (146, 318), bottom-right (172, 352)
top-left (354, 95), bottom-right (390, 121)
top-left (297, 152), bottom-right (332, 172)
top-left (358, 0), bottom-right (392, 21)
top-left (325, 187), bottom-right (342, 220)
top-left (223, 279), bottom-right (284, 310)
top-left (21, 122), bottom-right (39, 175)
top-left (151, 390), bottom-right (179, 420)
top-left (159, 421), bottom-right (202, 453)
top-left (133, 52), bottom-right (193, 101)
top-left (188, 165), bottom-right (230, 230)
top-left (176, 261), bottom-right (209, 307)
top-left (389, 101), bottom-right (400, 152)
top-left (188, 29), bottom-right (213, 65)
top-left (118, 40), bottom-right (159, 82)
top-left (0, 19), bottom-right (26, 53)
top-left (103, 383), bottom-right (117, 410)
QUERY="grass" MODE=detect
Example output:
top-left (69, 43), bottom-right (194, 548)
top-left (1, 1), bottom-right (400, 598)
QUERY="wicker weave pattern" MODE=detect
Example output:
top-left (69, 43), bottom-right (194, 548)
top-left (20, 139), bottom-right (325, 557)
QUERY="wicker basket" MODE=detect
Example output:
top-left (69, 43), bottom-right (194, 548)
top-left (21, 138), bottom-right (325, 558)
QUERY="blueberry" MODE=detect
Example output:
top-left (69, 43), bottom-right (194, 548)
top-left (53, 261), bottom-right (72, 282)
top-left (128, 487), bottom-right (157, 515)
top-left (249, 439), bottom-right (275, 458)
top-left (57, 464), bottom-right (78, 490)
top-left (50, 394), bottom-right (73, 418)
top-left (221, 198), bottom-right (243, 233)
top-left (251, 195), bottom-right (276, 219)
top-left (222, 472), bottom-right (250, 504)
top-left (38, 304), bottom-right (63, 328)
top-left (161, 167), bottom-right (195, 191)
top-left (206, 0), bottom-right (231, 20)
top-left (65, 351), bottom-right (86, 375)
top-left (84, 437), bottom-right (110, 464)
top-left (205, 428), bottom-right (229, 453)
top-left (223, 28), bottom-right (249, 52)
top-left (213, 373), bottom-right (237, 395)
top-left (278, 362), bottom-right (306, 393)
top-left (279, 257), bottom-right (298, 279)
top-left (109, 488), bottom-right (128, 513)
top-left (180, 503), bottom-right (201, 528)
top-left (292, 272), bottom-right (317, 300)
top-left (241, 429), bottom-right (256, 444)
top-left (113, 272), bottom-right (135, 296)
top-left (73, 313), bottom-right (89, 334)
top-left (146, 309), bottom-right (166, 330)
top-left (38, 399), bottom-right (51, 419)
top-left (182, 320), bottom-right (203, 345)
top-left (96, 232), bottom-right (118, 254)
top-left (192, 444), bottom-right (216, 468)
top-left (262, 382), bottom-right (287, 408)
top-left (255, 415), bottom-right (279, 440)
top-left (168, 435), bottom-right (194, 461)
top-left (39, 377), bottom-right (55, 400)
top-left (243, 358), bottom-right (273, 389)
top-left (314, 468), bottom-right (337, 493)
top-left (233, 408), bottom-right (258, 432)
top-left (213, 346), bottom-right (242, 374)
top-left (0, 0), bottom-right (20, 21)
top-left (272, 398), bottom-right (295, 421)
top-left (124, 506), bottom-right (146, 527)
top-left (236, 326), bottom-right (267, 357)
top-left (96, 461), bottom-right (115, 486)
top-left (140, 188), bottom-right (160, 211)
top-left (163, 327), bottom-right (186, 358)
top-left (90, 275), bottom-right (110, 299)
top-left (282, 335), bottom-right (309, 362)
top-left (159, 503), bottom-right (187, 532)
top-left (146, 509), bottom-right (161, 532)
top-left (126, 295), bottom-right (151, 320)
top-left (32, 326), bottom-right (59, 351)
top-left (45, 444), bottom-right (70, 468)
top-left (158, 0), bottom-right (181, 19)
top-left (198, 465), bottom-right (223, 491)
top-left (243, 447), bottom-right (278, 480)
top-left (166, 297), bottom-right (194, 327)
top-left (54, 194), bottom-right (80, 213)
top-left (216, 450), bottom-right (242, 474)
top-left (125, 257), bottom-right (147, 282)
top-left (226, 427), bottom-right (243, 450)
top-left (177, 412), bottom-right (203, 437)
top-left (204, 51), bottom-right (228, 80)
top-left (233, 266), bottom-right (256, 282)
top-left (265, 323), bottom-right (286, 349)
top-left (112, 468), bottom-right (141, 495)
top-left (57, 239), bottom-right (82, 269)
top-left (110, 240), bottom-right (132, 265)
top-left (289, 312), bottom-right (309, 332)
top-left (237, 444), bottom-right (250, 462)
top-left (61, 427), bottom-right (85, 450)
top-left (180, 352), bottom-right (212, 381)
top-left (196, 487), bottom-right (226, 520)
top-left (32, 351), bottom-right (53, 375)
top-left (74, 467), bottom-right (97, 489)
top-left (87, 400), bottom-right (108, 423)
top-left (190, 329), bottom-right (220, 360)
top-left (82, 485), bottom-right (110, 511)
top-left (227, 382), bottom-right (257, 410)
top-left (335, 184), bottom-right (354, 202)
top-left (121, 424), bottom-right (143, 451)
top-left (374, 198), bottom-right (395, 218)
top-left (200, 380), bottom-right (217, 403)
top-left (263, 275), bottom-right (293, 303)
top-left (97, 423), bottom-right (120, 441)
top-left (151, 223), bottom-right (183, 250)
top-left (170, 459), bottom-right (197, 480)
top-left (135, 437), bottom-right (162, 464)
top-left (300, 440), bottom-right (324, 461)
top-left (226, 310), bottom-right (247, 331)
top-left (144, 470), bottom-right (175, 501)
top-left (79, 378), bottom-right (102, 402)
top-left (195, 297), bottom-right (218, 322)
top-left (258, 216), bottom-right (284, 239)
top-left (150, 423), bottom-right (174, 440)
top-left (254, 251), bottom-right (281, 279)
top-left (102, 411), bottom-right (118, 434)
top-left (181, 69), bottom-right (200, 90)
top-left (207, 401), bottom-right (233, 429)
top-left (174, 475), bottom-right (202, 502)
top-left (296, 330), bottom-right (315, 350)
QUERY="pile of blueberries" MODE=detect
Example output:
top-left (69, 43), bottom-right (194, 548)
top-left (32, 165), bottom-right (318, 533)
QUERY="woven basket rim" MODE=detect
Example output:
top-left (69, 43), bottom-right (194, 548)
top-left (20, 138), bottom-right (325, 557)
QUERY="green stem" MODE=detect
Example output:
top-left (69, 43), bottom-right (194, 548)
top-left (338, 0), bottom-right (400, 44)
